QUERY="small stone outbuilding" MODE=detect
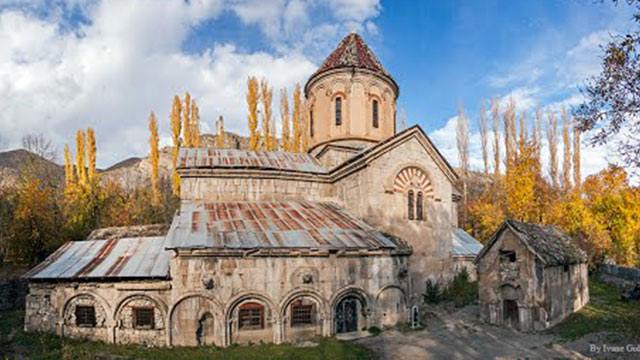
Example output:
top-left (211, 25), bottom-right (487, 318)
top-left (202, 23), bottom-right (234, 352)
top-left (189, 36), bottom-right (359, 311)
top-left (475, 220), bottom-right (589, 331)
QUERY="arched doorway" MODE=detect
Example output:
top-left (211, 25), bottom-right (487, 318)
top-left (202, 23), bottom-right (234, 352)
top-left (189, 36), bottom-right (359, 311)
top-left (335, 296), bottom-right (361, 334)
top-left (170, 295), bottom-right (219, 347)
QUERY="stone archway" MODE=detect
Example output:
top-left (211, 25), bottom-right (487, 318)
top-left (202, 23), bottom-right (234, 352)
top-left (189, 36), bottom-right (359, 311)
top-left (376, 286), bottom-right (407, 328)
top-left (335, 295), bottom-right (362, 334)
top-left (170, 295), bottom-right (221, 347)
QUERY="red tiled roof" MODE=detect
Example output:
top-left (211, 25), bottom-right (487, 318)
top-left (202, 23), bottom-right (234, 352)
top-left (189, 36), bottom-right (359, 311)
top-left (313, 33), bottom-right (390, 79)
top-left (166, 200), bottom-right (404, 250)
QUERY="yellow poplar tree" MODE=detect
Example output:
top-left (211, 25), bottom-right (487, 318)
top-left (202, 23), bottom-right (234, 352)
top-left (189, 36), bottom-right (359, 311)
top-left (63, 144), bottom-right (75, 190)
top-left (260, 79), bottom-right (274, 150)
top-left (561, 107), bottom-right (572, 191)
top-left (148, 111), bottom-right (160, 204)
top-left (292, 83), bottom-right (302, 153)
top-left (75, 129), bottom-right (87, 187)
top-left (301, 100), bottom-right (309, 152)
top-left (170, 95), bottom-right (182, 196)
top-left (280, 88), bottom-right (290, 151)
top-left (183, 92), bottom-right (192, 147)
top-left (86, 127), bottom-right (97, 183)
top-left (573, 121), bottom-right (582, 190)
top-left (247, 76), bottom-right (260, 151)
top-left (191, 99), bottom-right (201, 147)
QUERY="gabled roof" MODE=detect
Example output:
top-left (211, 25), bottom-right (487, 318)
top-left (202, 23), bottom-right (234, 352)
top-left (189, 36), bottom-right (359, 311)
top-left (475, 220), bottom-right (588, 266)
top-left (314, 33), bottom-right (390, 80)
top-left (452, 228), bottom-right (483, 257)
top-left (165, 200), bottom-right (407, 252)
top-left (330, 125), bottom-right (460, 186)
top-left (25, 236), bottom-right (171, 280)
top-left (177, 148), bottom-right (328, 174)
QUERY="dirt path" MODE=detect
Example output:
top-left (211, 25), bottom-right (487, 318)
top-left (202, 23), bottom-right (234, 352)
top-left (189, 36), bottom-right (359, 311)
top-left (356, 306), bottom-right (588, 360)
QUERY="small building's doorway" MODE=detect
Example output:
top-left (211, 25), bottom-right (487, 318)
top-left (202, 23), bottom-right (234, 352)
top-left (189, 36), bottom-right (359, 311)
top-left (335, 296), bottom-right (359, 333)
top-left (503, 300), bottom-right (519, 329)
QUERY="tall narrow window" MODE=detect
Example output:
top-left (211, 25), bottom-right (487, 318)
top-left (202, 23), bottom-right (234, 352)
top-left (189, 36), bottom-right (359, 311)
top-left (372, 100), bottom-right (379, 128)
top-left (416, 191), bottom-right (424, 220)
top-left (335, 97), bottom-right (342, 126)
top-left (310, 110), bottom-right (314, 138)
top-left (408, 190), bottom-right (414, 220)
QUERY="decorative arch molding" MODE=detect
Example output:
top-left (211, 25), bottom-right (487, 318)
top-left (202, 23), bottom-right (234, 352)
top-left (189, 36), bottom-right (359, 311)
top-left (113, 293), bottom-right (168, 323)
top-left (61, 292), bottom-right (112, 320)
top-left (223, 291), bottom-right (278, 322)
top-left (384, 163), bottom-right (435, 196)
top-left (61, 292), bottom-right (112, 327)
top-left (169, 292), bottom-right (224, 320)
top-left (278, 288), bottom-right (328, 319)
top-left (374, 285), bottom-right (407, 305)
top-left (329, 286), bottom-right (372, 310)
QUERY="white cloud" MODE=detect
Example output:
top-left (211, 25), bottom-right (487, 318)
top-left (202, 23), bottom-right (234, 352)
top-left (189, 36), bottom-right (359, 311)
top-left (0, 0), bottom-right (381, 166)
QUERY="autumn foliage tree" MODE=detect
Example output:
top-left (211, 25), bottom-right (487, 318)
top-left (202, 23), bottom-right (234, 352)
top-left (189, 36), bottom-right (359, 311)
top-left (280, 88), bottom-right (291, 151)
top-left (148, 111), bottom-right (160, 204)
top-left (260, 79), bottom-right (275, 151)
top-left (292, 83), bottom-right (302, 152)
top-left (247, 76), bottom-right (260, 151)
top-left (170, 95), bottom-right (182, 196)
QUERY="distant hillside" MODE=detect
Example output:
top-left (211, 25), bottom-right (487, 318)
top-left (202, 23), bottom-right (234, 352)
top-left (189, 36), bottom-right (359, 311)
top-left (0, 149), bottom-right (63, 188)
top-left (99, 131), bottom-right (250, 190)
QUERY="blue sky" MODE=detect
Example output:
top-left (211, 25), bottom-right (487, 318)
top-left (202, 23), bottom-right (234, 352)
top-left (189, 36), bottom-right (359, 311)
top-left (0, 0), bottom-right (636, 177)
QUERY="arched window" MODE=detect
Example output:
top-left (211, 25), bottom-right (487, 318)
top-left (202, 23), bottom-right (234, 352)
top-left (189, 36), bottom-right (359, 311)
top-left (408, 190), bottom-right (414, 220)
top-left (372, 100), bottom-right (379, 128)
top-left (310, 110), bottom-right (314, 138)
top-left (335, 97), bottom-right (342, 126)
top-left (238, 302), bottom-right (264, 330)
top-left (416, 191), bottom-right (424, 220)
top-left (291, 299), bottom-right (316, 327)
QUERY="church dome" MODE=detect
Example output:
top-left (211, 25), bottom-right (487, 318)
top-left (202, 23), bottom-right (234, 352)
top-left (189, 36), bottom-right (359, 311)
top-left (305, 33), bottom-right (398, 97)
top-left (304, 33), bottom-right (399, 154)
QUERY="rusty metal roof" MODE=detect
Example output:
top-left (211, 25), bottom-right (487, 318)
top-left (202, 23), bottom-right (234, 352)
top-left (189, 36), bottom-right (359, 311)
top-left (177, 148), bottom-right (328, 174)
top-left (26, 236), bottom-right (171, 280)
top-left (166, 200), bottom-right (402, 250)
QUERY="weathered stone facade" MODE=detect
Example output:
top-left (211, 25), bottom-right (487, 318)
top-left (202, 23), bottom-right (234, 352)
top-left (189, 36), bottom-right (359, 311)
top-left (24, 33), bottom-right (482, 347)
top-left (476, 220), bottom-right (589, 331)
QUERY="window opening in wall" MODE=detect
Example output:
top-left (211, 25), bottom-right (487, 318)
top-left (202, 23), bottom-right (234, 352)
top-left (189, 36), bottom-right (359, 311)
top-left (416, 191), bottom-right (424, 220)
top-left (310, 110), bottom-right (314, 137)
top-left (75, 305), bottom-right (96, 327)
top-left (563, 264), bottom-right (569, 272)
top-left (372, 99), bottom-right (379, 128)
top-left (133, 307), bottom-right (155, 329)
top-left (499, 250), bottom-right (517, 263)
top-left (291, 300), bottom-right (315, 327)
top-left (408, 190), bottom-right (415, 220)
top-left (238, 302), bottom-right (264, 330)
top-left (335, 97), bottom-right (342, 126)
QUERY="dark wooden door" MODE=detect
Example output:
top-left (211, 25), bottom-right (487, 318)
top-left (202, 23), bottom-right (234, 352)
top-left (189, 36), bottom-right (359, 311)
top-left (503, 300), bottom-right (519, 329)
top-left (336, 296), bottom-right (359, 333)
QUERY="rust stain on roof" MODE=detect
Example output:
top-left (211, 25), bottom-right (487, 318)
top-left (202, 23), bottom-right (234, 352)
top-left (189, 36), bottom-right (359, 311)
top-left (177, 148), bottom-right (328, 174)
top-left (166, 200), bottom-right (402, 250)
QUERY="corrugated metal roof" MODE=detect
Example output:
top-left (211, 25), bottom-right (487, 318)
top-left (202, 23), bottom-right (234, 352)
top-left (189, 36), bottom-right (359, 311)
top-left (26, 236), bottom-right (171, 280)
top-left (165, 200), bottom-right (401, 250)
top-left (452, 228), bottom-right (483, 257)
top-left (177, 148), bottom-right (328, 174)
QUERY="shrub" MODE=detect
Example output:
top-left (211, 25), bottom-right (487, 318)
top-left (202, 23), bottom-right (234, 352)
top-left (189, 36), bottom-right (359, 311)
top-left (367, 326), bottom-right (382, 336)
top-left (423, 279), bottom-right (442, 304)
top-left (442, 268), bottom-right (478, 307)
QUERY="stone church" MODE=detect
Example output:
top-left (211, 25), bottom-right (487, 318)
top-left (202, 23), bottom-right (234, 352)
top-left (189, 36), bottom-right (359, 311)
top-left (24, 33), bottom-right (481, 346)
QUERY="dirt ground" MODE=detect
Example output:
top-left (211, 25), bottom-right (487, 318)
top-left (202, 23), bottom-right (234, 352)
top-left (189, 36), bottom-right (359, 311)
top-left (356, 305), bottom-right (590, 360)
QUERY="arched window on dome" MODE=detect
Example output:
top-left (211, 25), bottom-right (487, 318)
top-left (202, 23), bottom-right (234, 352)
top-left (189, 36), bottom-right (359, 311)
top-left (335, 97), bottom-right (342, 126)
top-left (372, 99), bottom-right (379, 128)
top-left (416, 191), bottom-right (424, 220)
top-left (310, 110), bottom-right (314, 138)
top-left (408, 190), bottom-right (414, 220)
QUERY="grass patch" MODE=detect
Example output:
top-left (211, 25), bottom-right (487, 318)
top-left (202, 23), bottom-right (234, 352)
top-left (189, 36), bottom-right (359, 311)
top-left (0, 310), bottom-right (377, 360)
top-left (551, 276), bottom-right (640, 341)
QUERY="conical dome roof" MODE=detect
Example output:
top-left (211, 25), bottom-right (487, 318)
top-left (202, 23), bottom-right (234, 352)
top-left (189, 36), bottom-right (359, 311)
top-left (313, 33), bottom-right (391, 79)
